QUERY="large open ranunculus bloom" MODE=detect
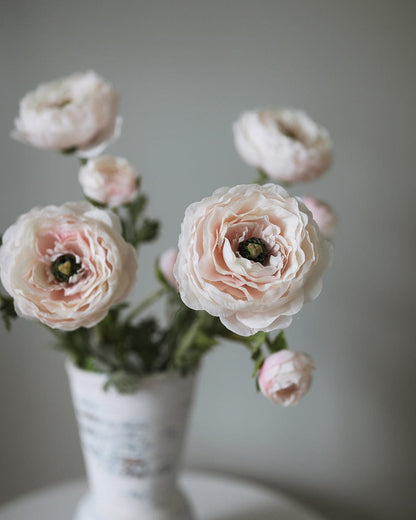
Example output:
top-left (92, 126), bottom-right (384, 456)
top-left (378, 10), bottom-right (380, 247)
top-left (174, 184), bottom-right (332, 336)
top-left (0, 202), bottom-right (137, 330)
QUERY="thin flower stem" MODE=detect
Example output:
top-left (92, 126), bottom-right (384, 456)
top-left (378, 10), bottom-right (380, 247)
top-left (254, 169), bottom-right (294, 191)
top-left (173, 312), bottom-right (206, 365)
top-left (255, 169), bottom-right (268, 185)
top-left (124, 287), bottom-right (167, 323)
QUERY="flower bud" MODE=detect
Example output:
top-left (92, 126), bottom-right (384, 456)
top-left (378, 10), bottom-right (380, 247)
top-left (79, 156), bottom-right (139, 207)
top-left (303, 196), bottom-right (337, 239)
top-left (258, 350), bottom-right (315, 406)
top-left (159, 249), bottom-right (179, 290)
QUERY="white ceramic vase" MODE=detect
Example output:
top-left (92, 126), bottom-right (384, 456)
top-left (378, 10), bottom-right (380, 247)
top-left (66, 362), bottom-right (196, 520)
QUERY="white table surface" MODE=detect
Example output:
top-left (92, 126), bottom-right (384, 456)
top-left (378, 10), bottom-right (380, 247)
top-left (0, 471), bottom-right (325, 520)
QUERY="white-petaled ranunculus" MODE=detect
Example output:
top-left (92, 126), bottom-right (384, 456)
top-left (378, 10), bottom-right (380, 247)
top-left (174, 184), bottom-right (332, 336)
top-left (233, 108), bottom-right (332, 183)
top-left (0, 202), bottom-right (137, 331)
top-left (258, 350), bottom-right (315, 406)
top-left (158, 248), bottom-right (179, 290)
top-left (12, 71), bottom-right (121, 158)
top-left (79, 156), bottom-right (139, 207)
top-left (303, 196), bottom-right (338, 239)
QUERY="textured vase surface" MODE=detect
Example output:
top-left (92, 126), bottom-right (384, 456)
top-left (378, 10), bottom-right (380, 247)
top-left (66, 362), bottom-right (196, 520)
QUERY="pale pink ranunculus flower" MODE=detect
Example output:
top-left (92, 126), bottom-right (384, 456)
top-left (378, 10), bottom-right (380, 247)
top-left (79, 156), bottom-right (139, 207)
top-left (12, 71), bottom-right (121, 158)
top-left (174, 183), bottom-right (333, 336)
top-left (303, 196), bottom-right (338, 239)
top-left (158, 249), bottom-right (179, 290)
top-left (258, 350), bottom-right (315, 406)
top-left (233, 108), bottom-right (332, 183)
top-left (0, 202), bottom-right (137, 330)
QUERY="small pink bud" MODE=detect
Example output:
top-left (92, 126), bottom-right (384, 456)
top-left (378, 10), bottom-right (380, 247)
top-left (79, 156), bottom-right (139, 207)
top-left (303, 196), bottom-right (337, 239)
top-left (258, 350), bottom-right (315, 406)
top-left (159, 249), bottom-right (179, 290)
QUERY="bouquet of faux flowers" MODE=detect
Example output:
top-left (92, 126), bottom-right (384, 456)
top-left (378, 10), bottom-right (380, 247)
top-left (0, 71), bottom-right (336, 405)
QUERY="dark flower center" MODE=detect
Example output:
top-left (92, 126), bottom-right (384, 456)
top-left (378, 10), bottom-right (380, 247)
top-left (48, 98), bottom-right (72, 109)
top-left (52, 254), bottom-right (81, 282)
top-left (238, 238), bottom-right (269, 264)
top-left (276, 121), bottom-right (298, 141)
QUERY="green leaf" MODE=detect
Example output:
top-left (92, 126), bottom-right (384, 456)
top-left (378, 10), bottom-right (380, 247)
top-left (61, 147), bottom-right (77, 155)
top-left (85, 197), bottom-right (107, 208)
top-left (247, 331), bottom-right (267, 351)
top-left (52, 328), bottom-right (91, 364)
top-left (83, 356), bottom-right (110, 373)
top-left (128, 318), bottom-right (164, 372)
top-left (0, 293), bottom-right (17, 331)
top-left (268, 331), bottom-right (288, 353)
top-left (252, 356), bottom-right (265, 377)
top-left (134, 218), bottom-right (160, 244)
top-left (127, 193), bottom-right (147, 223)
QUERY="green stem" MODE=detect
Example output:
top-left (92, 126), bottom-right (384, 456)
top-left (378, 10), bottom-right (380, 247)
top-left (173, 312), bottom-right (206, 366)
top-left (124, 287), bottom-right (167, 323)
top-left (254, 169), bottom-right (295, 191)
top-left (255, 169), bottom-right (268, 185)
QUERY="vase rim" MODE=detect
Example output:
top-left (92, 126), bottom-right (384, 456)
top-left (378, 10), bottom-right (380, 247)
top-left (65, 357), bottom-right (196, 388)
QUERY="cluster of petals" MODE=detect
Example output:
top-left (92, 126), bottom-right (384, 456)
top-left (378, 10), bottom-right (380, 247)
top-left (0, 202), bottom-right (137, 330)
top-left (303, 196), bottom-right (338, 239)
top-left (79, 156), bottom-right (139, 207)
top-left (12, 71), bottom-right (121, 158)
top-left (233, 108), bottom-right (332, 183)
top-left (174, 183), bottom-right (333, 336)
top-left (258, 350), bottom-right (315, 406)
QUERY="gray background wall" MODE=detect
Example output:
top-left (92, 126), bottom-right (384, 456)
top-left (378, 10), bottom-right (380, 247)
top-left (0, 1), bottom-right (415, 519)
